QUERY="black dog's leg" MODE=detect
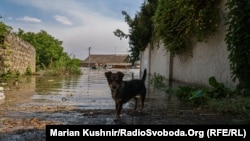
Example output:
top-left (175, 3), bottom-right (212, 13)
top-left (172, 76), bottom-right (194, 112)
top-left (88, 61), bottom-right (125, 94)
top-left (115, 102), bottom-right (123, 120)
top-left (114, 103), bottom-right (119, 120)
top-left (140, 93), bottom-right (146, 113)
top-left (133, 97), bottom-right (138, 111)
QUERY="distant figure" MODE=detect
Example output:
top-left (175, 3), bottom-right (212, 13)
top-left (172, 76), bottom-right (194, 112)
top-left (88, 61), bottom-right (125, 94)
top-left (91, 62), bottom-right (99, 69)
top-left (95, 62), bottom-right (99, 68)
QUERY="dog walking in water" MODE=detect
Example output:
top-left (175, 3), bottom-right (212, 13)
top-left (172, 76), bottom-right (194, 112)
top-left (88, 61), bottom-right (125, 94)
top-left (104, 69), bottom-right (147, 120)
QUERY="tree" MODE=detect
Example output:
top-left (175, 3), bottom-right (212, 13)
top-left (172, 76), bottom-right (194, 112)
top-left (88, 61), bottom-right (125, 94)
top-left (153, 0), bottom-right (221, 55)
top-left (225, 0), bottom-right (250, 93)
top-left (17, 29), bottom-right (81, 74)
top-left (0, 16), bottom-right (12, 45)
top-left (17, 29), bottom-right (64, 69)
top-left (113, 0), bottom-right (156, 65)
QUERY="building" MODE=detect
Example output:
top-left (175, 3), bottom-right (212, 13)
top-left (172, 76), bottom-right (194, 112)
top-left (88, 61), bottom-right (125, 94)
top-left (81, 54), bottom-right (132, 69)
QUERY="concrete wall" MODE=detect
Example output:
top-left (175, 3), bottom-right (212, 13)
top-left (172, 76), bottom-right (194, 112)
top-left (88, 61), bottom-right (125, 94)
top-left (140, 43), bottom-right (170, 83)
top-left (172, 25), bottom-right (236, 88)
top-left (140, 1), bottom-right (237, 88)
top-left (0, 33), bottom-right (36, 75)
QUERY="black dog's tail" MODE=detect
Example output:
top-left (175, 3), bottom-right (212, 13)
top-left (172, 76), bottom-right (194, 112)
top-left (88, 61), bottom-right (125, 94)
top-left (141, 68), bottom-right (147, 82)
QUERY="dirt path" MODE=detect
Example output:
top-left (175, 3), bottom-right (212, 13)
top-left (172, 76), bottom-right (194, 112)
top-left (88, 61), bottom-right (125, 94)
top-left (0, 93), bottom-right (247, 141)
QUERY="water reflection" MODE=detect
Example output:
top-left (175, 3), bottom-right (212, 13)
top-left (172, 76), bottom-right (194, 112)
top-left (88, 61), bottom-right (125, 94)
top-left (30, 68), bottom-right (140, 109)
top-left (3, 68), bottom-right (174, 111)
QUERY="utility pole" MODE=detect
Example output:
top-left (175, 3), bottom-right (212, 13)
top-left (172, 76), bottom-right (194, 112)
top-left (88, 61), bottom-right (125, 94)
top-left (88, 47), bottom-right (91, 68)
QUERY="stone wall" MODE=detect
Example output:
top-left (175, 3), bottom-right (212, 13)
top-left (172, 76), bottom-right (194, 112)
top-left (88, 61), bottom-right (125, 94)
top-left (0, 33), bottom-right (36, 75)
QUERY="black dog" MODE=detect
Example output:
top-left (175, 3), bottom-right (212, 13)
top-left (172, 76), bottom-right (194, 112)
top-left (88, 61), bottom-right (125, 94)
top-left (104, 69), bottom-right (147, 120)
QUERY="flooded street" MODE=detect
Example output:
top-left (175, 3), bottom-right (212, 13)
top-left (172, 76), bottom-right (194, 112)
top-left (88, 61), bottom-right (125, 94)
top-left (0, 68), bottom-right (247, 141)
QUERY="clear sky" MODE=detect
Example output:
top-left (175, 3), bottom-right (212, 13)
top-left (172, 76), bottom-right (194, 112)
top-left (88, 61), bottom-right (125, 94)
top-left (0, 0), bottom-right (144, 60)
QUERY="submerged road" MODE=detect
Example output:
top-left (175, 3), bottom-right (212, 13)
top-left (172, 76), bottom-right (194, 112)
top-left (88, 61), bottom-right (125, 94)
top-left (0, 68), bottom-right (247, 141)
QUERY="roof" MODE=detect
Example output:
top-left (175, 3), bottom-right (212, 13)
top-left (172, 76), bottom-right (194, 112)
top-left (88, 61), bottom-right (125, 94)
top-left (82, 54), bottom-right (130, 64)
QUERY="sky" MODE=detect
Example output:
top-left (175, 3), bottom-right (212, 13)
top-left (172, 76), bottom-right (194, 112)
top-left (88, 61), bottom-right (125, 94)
top-left (0, 0), bottom-right (144, 60)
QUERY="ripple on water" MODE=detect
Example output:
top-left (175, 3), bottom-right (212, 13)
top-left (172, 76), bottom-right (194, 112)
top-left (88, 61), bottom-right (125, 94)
top-left (27, 68), bottom-right (141, 110)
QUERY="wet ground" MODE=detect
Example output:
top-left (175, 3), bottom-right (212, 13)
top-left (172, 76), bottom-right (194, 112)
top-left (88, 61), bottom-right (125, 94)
top-left (0, 68), bottom-right (248, 140)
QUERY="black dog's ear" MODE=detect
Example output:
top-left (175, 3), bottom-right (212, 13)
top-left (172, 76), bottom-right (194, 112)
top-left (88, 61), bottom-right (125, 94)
top-left (117, 71), bottom-right (124, 79)
top-left (105, 71), bottom-right (112, 78)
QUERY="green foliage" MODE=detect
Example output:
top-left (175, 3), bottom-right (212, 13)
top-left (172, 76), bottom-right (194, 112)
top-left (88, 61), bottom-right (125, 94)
top-left (208, 96), bottom-right (250, 115)
top-left (65, 57), bottom-right (82, 74)
top-left (0, 17), bottom-right (12, 40)
top-left (0, 21), bottom-right (12, 50)
top-left (153, 0), bottom-right (221, 55)
top-left (225, 0), bottom-right (250, 92)
top-left (151, 73), bottom-right (165, 89)
top-left (0, 17), bottom-right (81, 79)
top-left (115, 0), bottom-right (222, 63)
top-left (43, 53), bottom-right (82, 76)
top-left (0, 69), bottom-right (12, 82)
top-left (172, 86), bottom-right (207, 106)
top-left (14, 70), bottom-right (20, 78)
top-left (0, 18), bottom-right (13, 76)
top-left (207, 76), bottom-right (231, 98)
top-left (168, 77), bottom-right (232, 106)
top-left (25, 66), bottom-right (32, 75)
top-left (189, 89), bottom-right (207, 101)
top-left (174, 86), bottom-right (194, 102)
top-left (17, 29), bottom-right (64, 69)
top-left (114, 0), bottom-right (157, 64)
top-left (0, 69), bottom-right (20, 82)
top-left (16, 29), bottom-right (81, 75)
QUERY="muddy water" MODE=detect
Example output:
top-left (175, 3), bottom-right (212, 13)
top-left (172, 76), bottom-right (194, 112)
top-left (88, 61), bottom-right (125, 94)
top-left (29, 68), bottom-right (144, 109)
top-left (1, 68), bottom-right (138, 108)
top-left (29, 68), bottom-right (115, 109)
top-left (0, 68), bottom-right (167, 123)
top-left (0, 67), bottom-right (246, 121)
top-left (0, 68), bottom-right (247, 141)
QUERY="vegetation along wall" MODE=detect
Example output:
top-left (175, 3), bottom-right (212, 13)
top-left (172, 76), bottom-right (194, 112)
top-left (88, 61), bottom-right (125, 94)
top-left (141, 33), bottom-right (236, 89)
top-left (140, 15), bottom-right (237, 89)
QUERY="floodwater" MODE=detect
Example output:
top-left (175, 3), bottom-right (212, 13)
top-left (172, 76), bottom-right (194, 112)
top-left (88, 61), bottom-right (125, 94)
top-left (28, 68), bottom-right (117, 109)
top-left (8, 68), bottom-right (145, 109)
top-left (0, 68), bottom-right (248, 141)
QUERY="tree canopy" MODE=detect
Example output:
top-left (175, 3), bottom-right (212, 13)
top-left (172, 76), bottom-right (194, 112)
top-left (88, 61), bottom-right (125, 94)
top-left (114, 0), bottom-right (250, 91)
top-left (113, 0), bottom-right (157, 64)
top-left (17, 29), bottom-right (65, 69)
top-left (0, 16), bottom-right (12, 45)
top-left (16, 29), bottom-right (81, 74)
